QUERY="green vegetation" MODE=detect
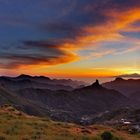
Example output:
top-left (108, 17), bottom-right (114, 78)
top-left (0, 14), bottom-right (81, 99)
top-left (101, 131), bottom-right (120, 140)
top-left (0, 106), bottom-right (139, 140)
top-left (101, 131), bottom-right (113, 140)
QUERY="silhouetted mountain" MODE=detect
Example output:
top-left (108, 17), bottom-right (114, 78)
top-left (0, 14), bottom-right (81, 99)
top-left (16, 74), bottom-right (51, 81)
top-left (0, 75), bottom-right (85, 91)
top-left (17, 74), bottom-right (33, 79)
top-left (79, 79), bottom-right (102, 90)
top-left (103, 78), bottom-right (140, 97)
top-left (13, 80), bottom-right (132, 123)
top-left (0, 77), bottom-right (137, 124)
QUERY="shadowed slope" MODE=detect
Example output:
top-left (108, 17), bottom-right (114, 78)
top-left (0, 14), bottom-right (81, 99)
top-left (15, 80), bottom-right (131, 123)
top-left (103, 78), bottom-right (140, 97)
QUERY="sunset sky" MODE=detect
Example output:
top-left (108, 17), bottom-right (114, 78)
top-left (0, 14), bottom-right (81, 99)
top-left (0, 0), bottom-right (140, 82)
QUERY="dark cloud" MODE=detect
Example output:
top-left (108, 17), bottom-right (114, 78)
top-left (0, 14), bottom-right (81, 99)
top-left (0, 41), bottom-right (77, 68)
top-left (39, 0), bottom-right (140, 41)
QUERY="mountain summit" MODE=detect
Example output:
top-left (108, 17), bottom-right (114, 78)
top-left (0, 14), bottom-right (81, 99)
top-left (91, 80), bottom-right (101, 88)
top-left (81, 79), bottom-right (103, 90)
top-left (114, 77), bottom-right (124, 81)
top-left (17, 74), bottom-right (32, 79)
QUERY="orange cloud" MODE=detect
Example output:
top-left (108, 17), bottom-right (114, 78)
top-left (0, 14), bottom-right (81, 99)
top-left (77, 8), bottom-right (140, 44)
top-left (1, 3), bottom-right (140, 76)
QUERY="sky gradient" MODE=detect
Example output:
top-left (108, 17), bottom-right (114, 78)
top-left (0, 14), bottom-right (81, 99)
top-left (0, 0), bottom-right (140, 82)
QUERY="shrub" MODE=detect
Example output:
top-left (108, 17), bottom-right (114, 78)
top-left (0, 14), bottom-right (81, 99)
top-left (101, 131), bottom-right (113, 140)
top-left (128, 128), bottom-right (138, 134)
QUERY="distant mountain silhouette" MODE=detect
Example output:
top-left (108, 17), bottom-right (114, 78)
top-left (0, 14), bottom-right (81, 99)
top-left (0, 75), bottom-right (85, 91)
top-left (103, 77), bottom-right (140, 97)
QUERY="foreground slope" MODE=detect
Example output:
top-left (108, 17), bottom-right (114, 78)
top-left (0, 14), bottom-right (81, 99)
top-left (0, 105), bottom-right (139, 140)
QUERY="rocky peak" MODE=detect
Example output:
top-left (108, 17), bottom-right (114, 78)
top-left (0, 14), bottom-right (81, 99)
top-left (91, 80), bottom-right (102, 88)
top-left (17, 74), bottom-right (32, 79)
top-left (115, 77), bottom-right (124, 81)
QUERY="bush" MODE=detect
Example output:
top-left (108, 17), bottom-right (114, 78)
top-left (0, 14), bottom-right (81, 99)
top-left (101, 131), bottom-right (113, 140)
top-left (128, 128), bottom-right (138, 134)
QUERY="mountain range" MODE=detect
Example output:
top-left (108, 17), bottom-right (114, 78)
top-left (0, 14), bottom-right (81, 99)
top-left (0, 74), bottom-right (85, 91)
top-left (0, 75), bottom-right (140, 124)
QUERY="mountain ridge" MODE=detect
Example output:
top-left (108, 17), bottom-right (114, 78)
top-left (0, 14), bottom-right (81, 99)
top-left (0, 74), bottom-right (86, 91)
top-left (0, 75), bottom-right (139, 124)
top-left (13, 80), bottom-right (132, 123)
top-left (103, 77), bottom-right (140, 97)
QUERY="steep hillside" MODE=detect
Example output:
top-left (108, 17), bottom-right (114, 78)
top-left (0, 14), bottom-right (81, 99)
top-left (129, 91), bottom-right (140, 102)
top-left (0, 105), bottom-right (139, 140)
top-left (0, 86), bottom-right (50, 117)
